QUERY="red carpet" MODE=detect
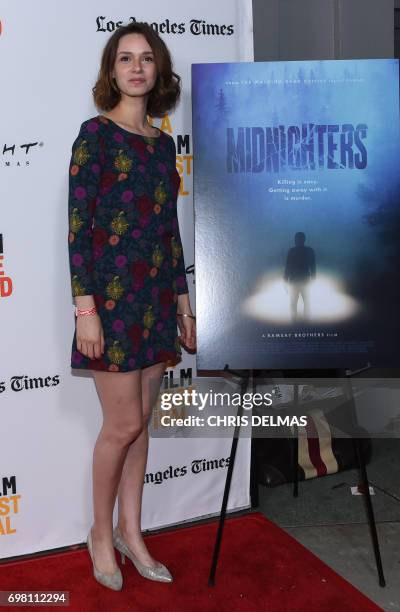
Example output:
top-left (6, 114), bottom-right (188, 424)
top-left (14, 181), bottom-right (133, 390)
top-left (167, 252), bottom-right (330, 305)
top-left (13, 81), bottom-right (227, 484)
top-left (0, 512), bottom-right (381, 611)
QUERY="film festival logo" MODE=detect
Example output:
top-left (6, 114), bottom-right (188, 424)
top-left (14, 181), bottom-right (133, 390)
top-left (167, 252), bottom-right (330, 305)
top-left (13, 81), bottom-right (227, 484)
top-left (96, 16), bottom-right (234, 36)
top-left (0, 476), bottom-right (20, 536)
top-left (0, 235), bottom-right (13, 298)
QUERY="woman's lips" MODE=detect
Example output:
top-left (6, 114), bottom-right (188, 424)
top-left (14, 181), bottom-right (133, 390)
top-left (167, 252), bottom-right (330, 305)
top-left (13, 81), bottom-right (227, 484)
top-left (129, 79), bottom-right (145, 84)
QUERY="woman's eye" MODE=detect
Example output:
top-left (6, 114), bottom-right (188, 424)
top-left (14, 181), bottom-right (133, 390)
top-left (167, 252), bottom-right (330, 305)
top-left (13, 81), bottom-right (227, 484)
top-left (119, 55), bottom-right (153, 62)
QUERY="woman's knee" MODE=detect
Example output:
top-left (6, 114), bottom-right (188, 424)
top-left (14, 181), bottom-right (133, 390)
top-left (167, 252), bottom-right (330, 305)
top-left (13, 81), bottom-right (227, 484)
top-left (102, 418), bottom-right (145, 446)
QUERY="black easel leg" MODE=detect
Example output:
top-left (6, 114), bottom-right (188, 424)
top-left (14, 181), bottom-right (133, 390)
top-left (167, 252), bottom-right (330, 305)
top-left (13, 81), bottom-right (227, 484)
top-left (208, 370), bottom-right (250, 587)
top-left (344, 371), bottom-right (385, 587)
top-left (353, 437), bottom-right (386, 587)
top-left (208, 432), bottom-right (240, 586)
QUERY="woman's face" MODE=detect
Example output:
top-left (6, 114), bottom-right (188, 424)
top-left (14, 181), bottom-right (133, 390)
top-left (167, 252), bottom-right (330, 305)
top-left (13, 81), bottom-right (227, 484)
top-left (112, 33), bottom-right (158, 99)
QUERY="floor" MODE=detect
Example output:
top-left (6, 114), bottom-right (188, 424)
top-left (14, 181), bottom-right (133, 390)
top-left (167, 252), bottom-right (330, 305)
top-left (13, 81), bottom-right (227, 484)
top-left (256, 438), bottom-right (400, 611)
top-left (2, 439), bottom-right (398, 610)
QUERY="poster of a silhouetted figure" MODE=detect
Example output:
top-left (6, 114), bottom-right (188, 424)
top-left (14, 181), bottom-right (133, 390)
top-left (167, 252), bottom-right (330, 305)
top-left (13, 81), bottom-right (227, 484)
top-left (192, 58), bottom-right (400, 370)
top-left (284, 232), bottom-right (316, 322)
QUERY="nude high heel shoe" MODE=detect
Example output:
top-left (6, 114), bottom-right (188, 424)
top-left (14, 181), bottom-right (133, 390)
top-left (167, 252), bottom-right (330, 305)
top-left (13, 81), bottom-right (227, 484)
top-left (87, 528), bottom-right (123, 591)
top-left (113, 526), bottom-right (173, 583)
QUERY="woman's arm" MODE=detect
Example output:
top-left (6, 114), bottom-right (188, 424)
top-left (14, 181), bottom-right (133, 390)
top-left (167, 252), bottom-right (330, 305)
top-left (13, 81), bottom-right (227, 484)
top-left (67, 120), bottom-right (105, 359)
top-left (67, 120), bottom-right (102, 307)
top-left (169, 136), bottom-right (196, 349)
top-left (169, 136), bottom-right (190, 299)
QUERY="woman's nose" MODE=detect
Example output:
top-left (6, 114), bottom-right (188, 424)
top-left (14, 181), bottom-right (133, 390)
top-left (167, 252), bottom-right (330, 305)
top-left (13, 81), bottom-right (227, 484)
top-left (131, 59), bottom-right (142, 71)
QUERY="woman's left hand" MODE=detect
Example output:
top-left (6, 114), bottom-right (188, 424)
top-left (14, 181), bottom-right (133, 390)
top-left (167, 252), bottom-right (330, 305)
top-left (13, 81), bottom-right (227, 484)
top-left (177, 313), bottom-right (196, 351)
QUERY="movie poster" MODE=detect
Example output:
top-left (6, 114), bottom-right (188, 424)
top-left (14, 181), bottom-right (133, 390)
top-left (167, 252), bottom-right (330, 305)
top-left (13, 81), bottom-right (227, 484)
top-left (192, 59), bottom-right (400, 370)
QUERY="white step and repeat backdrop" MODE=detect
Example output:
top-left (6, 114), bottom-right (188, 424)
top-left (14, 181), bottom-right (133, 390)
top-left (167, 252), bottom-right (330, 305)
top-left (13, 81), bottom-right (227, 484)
top-left (0, 1), bottom-right (253, 556)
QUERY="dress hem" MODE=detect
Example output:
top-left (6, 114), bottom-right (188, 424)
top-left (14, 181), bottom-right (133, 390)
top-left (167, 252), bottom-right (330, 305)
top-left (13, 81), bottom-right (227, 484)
top-left (70, 353), bottom-right (183, 373)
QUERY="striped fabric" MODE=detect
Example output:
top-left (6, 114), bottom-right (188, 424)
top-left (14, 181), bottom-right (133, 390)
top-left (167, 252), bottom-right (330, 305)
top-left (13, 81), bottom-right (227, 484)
top-left (297, 409), bottom-right (339, 479)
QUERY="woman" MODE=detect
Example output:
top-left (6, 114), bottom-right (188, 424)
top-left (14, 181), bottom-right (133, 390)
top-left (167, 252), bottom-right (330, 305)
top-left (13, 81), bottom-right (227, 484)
top-left (67, 21), bottom-right (196, 590)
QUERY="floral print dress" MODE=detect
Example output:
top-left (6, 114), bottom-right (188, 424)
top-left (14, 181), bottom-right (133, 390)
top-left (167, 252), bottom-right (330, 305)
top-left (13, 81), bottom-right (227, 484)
top-left (67, 114), bottom-right (188, 372)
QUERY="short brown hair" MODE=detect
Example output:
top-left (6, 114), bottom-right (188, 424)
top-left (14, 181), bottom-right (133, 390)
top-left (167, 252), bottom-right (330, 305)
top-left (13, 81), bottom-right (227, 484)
top-left (92, 22), bottom-right (181, 117)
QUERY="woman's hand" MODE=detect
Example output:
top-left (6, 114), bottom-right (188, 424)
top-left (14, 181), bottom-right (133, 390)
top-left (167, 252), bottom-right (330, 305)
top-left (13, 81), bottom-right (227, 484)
top-left (177, 313), bottom-right (196, 351)
top-left (76, 314), bottom-right (105, 359)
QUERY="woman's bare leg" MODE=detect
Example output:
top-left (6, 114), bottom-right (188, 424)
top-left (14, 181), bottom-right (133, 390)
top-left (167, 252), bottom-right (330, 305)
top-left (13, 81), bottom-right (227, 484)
top-left (116, 361), bottom-right (167, 567)
top-left (90, 369), bottom-right (143, 574)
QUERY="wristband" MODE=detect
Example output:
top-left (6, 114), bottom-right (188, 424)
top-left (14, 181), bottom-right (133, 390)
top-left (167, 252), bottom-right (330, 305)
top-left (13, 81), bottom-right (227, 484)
top-left (75, 306), bottom-right (97, 317)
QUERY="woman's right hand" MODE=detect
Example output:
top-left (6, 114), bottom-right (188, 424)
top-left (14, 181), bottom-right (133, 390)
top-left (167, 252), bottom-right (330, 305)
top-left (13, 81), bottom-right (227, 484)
top-left (76, 314), bottom-right (105, 359)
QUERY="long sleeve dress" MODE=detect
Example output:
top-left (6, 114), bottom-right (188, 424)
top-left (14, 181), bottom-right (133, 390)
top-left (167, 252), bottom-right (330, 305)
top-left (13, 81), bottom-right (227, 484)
top-left (67, 114), bottom-right (188, 372)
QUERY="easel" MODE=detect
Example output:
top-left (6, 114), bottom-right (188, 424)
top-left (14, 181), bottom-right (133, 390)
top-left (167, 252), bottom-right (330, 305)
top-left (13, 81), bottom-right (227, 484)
top-left (343, 365), bottom-right (385, 587)
top-left (208, 364), bottom-right (386, 587)
top-left (208, 365), bottom-right (253, 586)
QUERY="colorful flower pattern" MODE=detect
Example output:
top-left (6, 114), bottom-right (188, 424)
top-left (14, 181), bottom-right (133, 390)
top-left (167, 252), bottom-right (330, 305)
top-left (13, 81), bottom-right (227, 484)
top-left (68, 115), bottom-right (188, 372)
